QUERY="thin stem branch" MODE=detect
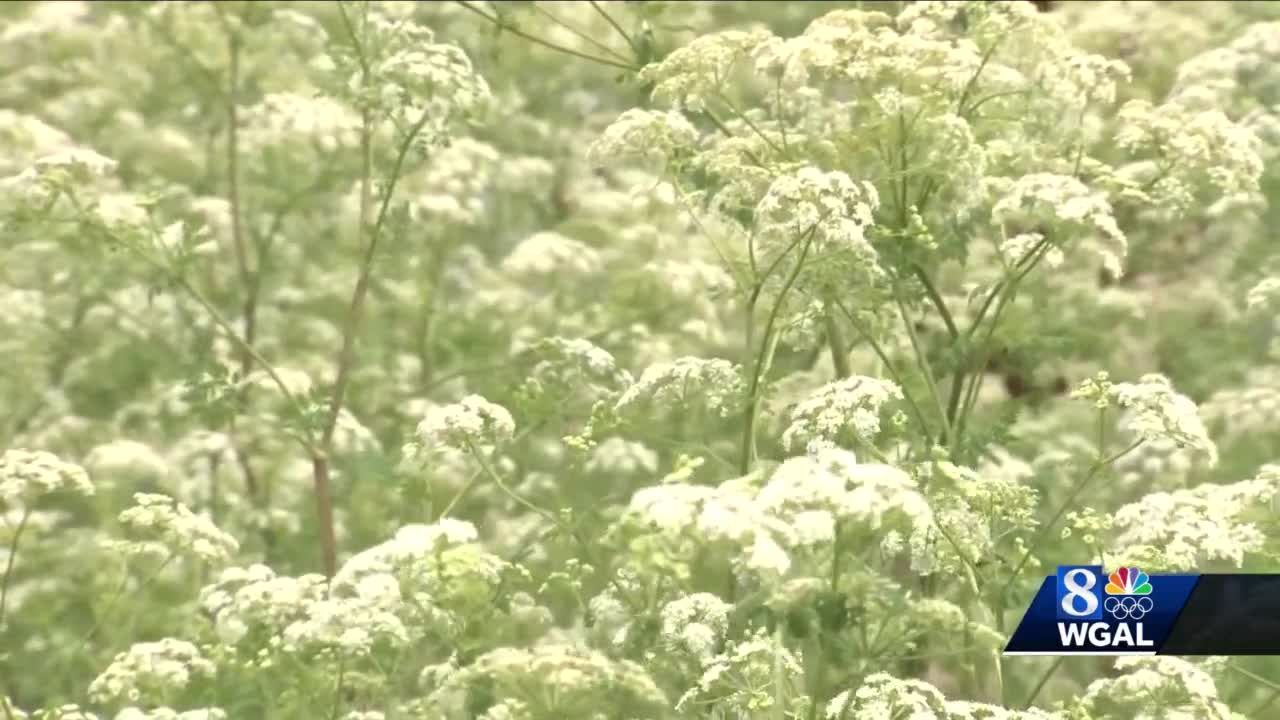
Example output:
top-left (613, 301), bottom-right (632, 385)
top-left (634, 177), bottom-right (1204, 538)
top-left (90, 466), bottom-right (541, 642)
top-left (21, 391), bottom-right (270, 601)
top-left (1022, 657), bottom-right (1065, 708)
top-left (532, 4), bottom-right (632, 64)
top-left (0, 509), bottom-right (31, 632)
top-left (830, 295), bottom-right (933, 439)
top-left (892, 281), bottom-right (951, 444)
top-left (321, 108), bottom-right (431, 448)
top-left (999, 439), bottom-right (1143, 602)
top-left (590, 0), bottom-right (640, 56)
top-left (172, 275), bottom-right (312, 433)
top-left (455, 1), bottom-right (639, 71)
top-left (740, 226), bottom-right (817, 473)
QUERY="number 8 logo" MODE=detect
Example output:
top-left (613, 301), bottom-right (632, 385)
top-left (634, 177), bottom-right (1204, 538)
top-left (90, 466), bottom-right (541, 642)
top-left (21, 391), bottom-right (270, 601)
top-left (1060, 567), bottom-right (1100, 617)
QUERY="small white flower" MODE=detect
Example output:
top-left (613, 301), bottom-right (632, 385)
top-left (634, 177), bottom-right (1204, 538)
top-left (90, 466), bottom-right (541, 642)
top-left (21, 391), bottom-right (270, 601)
top-left (414, 395), bottom-right (515, 451)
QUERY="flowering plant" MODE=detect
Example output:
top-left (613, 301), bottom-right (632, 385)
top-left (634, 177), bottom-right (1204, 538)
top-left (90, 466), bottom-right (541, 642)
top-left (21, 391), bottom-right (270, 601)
top-left (4, 1), bottom-right (1280, 718)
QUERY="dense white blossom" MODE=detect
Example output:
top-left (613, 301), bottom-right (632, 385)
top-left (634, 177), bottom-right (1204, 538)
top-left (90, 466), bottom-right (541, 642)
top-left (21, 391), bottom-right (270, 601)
top-left (414, 395), bottom-right (515, 451)
top-left (1074, 372), bottom-right (1218, 464)
top-left (990, 173), bottom-right (1127, 277)
top-left (1110, 467), bottom-right (1278, 570)
top-left (756, 167), bottom-right (881, 262)
top-left (199, 564), bottom-right (328, 647)
top-left (757, 449), bottom-right (929, 530)
top-left (590, 109), bottom-right (699, 163)
top-left (781, 376), bottom-right (903, 452)
top-left (88, 639), bottom-right (214, 705)
top-left (614, 356), bottom-right (744, 418)
top-left (111, 493), bottom-right (239, 564)
top-left (660, 593), bottom-right (732, 662)
top-left (640, 29), bottom-right (772, 110)
top-left (0, 449), bottom-right (93, 505)
top-left (1077, 656), bottom-right (1235, 720)
top-left (584, 437), bottom-right (659, 477)
top-left (501, 231), bottom-right (603, 278)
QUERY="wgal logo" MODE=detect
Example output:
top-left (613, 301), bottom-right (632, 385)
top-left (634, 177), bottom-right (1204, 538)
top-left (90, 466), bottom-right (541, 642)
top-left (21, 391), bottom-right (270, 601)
top-left (1057, 565), bottom-right (1105, 620)
top-left (1057, 565), bottom-right (1155, 621)
top-left (1054, 564), bottom-right (1156, 650)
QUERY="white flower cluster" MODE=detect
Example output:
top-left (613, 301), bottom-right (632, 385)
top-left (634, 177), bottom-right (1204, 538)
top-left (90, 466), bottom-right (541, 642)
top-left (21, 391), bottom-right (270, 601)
top-left (614, 356), bottom-right (744, 419)
top-left (757, 449), bottom-right (929, 534)
top-left (239, 92), bottom-right (361, 155)
top-left (590, 108), bottom-right (699, 164)
top-left (199, 564), bottom-right (329, 648)
top-left (403, 137), bottom-right (500, 226)
top-left (501, 231), bottom-right (603, 279)
top-left (0, 109), bottom-right (74, 173)
top-left (414, 395), bottom-right (515, 451)
top-left (625, 449), bottom-right (928, 578)
top-left (659, 592), bottom-right (732, 662)
top-left (88, 639), bottom-right (214, 705)
top-left (626, 478), bottom-right (797, 575)
top-left (990, 173), bottom-right (1127, 278)
top-left (780, 375), bottom-right (903, 452)
top-left (372, 33), bottom-right (491, 125)
top-left (84, 440), bottom-right (169, 485)
top-left (0, 449), bottom-right (93, 505)
top-left (825, 672), bottom-right (1060, 719)
top-left (334, 519), bottom-right (480, 585)
top-left (1076, 656), bottom-right (1234, 720)
top-left (752, 9), bottom-right (890, 88)
top-left (1109, 467), bottom-right (1278, 570)
top-left (431, 643), bottom-right (667, 716)
top-left (756, 167), bottom-right (881, 260)
top-left (278, 573), bottom-right (409, 656)
top-left (1202, 367), bottom-right (1280, 439)
top-left (999, 231), bottom-right (1064, 270)
top-left (1113, 436), bottom-right (1201, 490)
top-left (30, 147), bottom-right (116, 182)
top-left (640, 29), bottom-right (772, 110)
top-left (518, 336), bottom-right (634, 396)
top-left (677, 629), bottom-right (806, 715)
top-left (1074, 372), bottom-right (1218, 465)
top-left (584, 437), bottom-right (659, 477)
top-left (113, 493), bottom-right (239, 564)
top-left (1115, 99), bottom-right (1263, 215)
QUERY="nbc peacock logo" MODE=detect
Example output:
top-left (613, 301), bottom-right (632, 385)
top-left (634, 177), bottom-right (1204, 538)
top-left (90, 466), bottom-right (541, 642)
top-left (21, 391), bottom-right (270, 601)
top-left (1103, 566), bottom-right (1154, 620)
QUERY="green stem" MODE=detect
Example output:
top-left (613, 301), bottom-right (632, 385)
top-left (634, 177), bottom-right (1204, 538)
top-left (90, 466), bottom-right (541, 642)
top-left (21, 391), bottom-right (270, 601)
top-left (740, 227), bottom-right (817, 473)
top-left (892, 281), bottom-right (951, 444)
top-left (1022, 656), bottom-right (1065, 708)
top-left (830, 295), bottom-right (933, 440)
top-left (0, 509), bottom-right (31, 632)
top-left (824, 303), bottom-right (852, 380)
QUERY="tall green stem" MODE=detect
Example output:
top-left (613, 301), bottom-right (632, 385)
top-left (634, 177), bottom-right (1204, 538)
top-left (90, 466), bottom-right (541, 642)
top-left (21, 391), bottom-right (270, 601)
top-left (740, 228), bottom-right (817, 473)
